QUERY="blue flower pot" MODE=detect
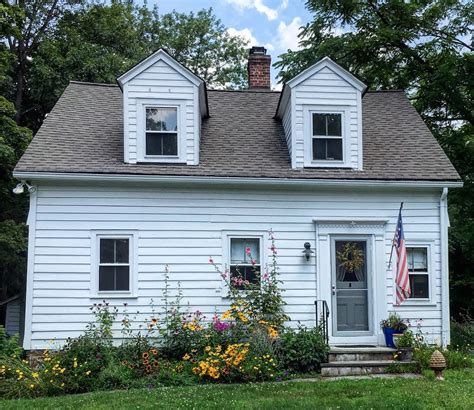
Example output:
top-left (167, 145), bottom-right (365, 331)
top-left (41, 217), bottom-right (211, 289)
top-left (383, 327), bottom-right (399, 348)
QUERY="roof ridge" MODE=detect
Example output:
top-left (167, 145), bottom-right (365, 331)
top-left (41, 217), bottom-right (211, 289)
top-left (69, 80), bottom-right (118, 88)
top-left (207, 88), bottom-right (281, 94)
top-left (366, 89), bottom-right (405, 93)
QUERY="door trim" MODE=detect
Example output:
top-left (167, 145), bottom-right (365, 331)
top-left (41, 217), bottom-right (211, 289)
top-left (330, 235), bottom-right (374, 337)
top-left (314, 218), bottom-right (388, 345)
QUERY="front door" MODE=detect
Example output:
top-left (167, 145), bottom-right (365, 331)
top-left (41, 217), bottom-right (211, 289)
top-left (331, 237), bottom-right (372, 336)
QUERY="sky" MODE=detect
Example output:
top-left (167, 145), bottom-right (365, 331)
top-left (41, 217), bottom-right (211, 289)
top-left (151, 0), bottom-right (313, 87)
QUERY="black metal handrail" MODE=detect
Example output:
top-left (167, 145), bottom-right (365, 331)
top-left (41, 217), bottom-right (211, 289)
top-left (314, 299), bottom-right (330, 344)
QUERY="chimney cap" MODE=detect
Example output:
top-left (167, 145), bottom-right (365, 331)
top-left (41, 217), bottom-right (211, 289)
top-left (249, 46), bottom-right (267, 56)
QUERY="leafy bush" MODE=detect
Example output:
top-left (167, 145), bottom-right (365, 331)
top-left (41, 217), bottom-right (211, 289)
top-left (0, 326), bottom-right (22, 358)
top-left (450, 316), bottom-right (474, 352)
top-left (380, 313), bottom-right (408, 332)
top-left (277, 325), bottom-right (329, 373)
top-left (413, 346), bottom-right (473, 370)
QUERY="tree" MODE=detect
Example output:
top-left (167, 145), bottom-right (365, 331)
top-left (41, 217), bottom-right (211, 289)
top-left (276, 0), bottom-right (473, 317)
top-left (3, 1), bottom-right (249, 130)
top-left (0, 96), bottom-right (31, 296)
top-left (2, 0), bottom-right (83, 125)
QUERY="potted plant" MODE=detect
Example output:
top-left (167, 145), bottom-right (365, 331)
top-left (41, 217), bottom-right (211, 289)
top-left (380, 313), bottom-right (407, 348)
top-left (393, 329), bottom-right (414, 361)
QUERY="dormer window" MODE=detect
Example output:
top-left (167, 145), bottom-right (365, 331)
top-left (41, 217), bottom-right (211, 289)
top-left (145, 107), bottom-right (178, 157)
top-left (312, 113), bottom-right (343, 161)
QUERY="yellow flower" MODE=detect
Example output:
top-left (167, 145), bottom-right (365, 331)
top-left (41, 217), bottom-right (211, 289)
top-left (29, 384), bottom-right (35, 389)
top-left (32, 372), bottom-right (39, 379)
top-left (85, 370), bottom-right (91, 376)
top-left (205, 346), bottom-right (211, 352)
top-left (182, 354), bottom-right (191, 361)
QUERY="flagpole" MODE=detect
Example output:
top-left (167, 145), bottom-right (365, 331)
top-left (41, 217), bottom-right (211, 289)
top-left (388, 202), bottom-right (404, 269)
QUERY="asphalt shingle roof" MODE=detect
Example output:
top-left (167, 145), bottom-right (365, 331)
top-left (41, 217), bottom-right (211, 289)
top-left (15, 82), bottom-right (460, 181)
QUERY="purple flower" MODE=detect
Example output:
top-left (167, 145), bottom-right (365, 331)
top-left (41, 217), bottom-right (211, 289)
top-left (213, 320), bottom-right (231, 332)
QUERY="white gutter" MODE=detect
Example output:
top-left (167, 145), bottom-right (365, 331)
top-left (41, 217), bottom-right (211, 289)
top-left (440, 187), bottom-right (450, 347)
top-left (13, 171), bottom-right (464, 189)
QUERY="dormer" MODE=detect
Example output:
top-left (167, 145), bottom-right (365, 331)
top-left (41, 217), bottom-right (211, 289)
top-left (117, 49), bottom-right (208, 165)
top-left (276, 57), bottom-right (367, 170)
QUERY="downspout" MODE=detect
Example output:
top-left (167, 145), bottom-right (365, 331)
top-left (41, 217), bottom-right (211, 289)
top-left (440, 188), bottom-right (450, 347)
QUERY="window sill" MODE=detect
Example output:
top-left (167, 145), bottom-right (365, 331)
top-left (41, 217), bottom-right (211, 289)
top-left (304, 162), bottom-right (354, 169)
top-left (393, 300), bottom-right (437, 307)
top-left (138, 158), bottom-right (186, 164)
top-left (90, 294), bottom-right (138, 300)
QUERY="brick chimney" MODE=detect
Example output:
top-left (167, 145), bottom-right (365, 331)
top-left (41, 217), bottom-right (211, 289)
top-left (247, 46), bottom-right (271, 89)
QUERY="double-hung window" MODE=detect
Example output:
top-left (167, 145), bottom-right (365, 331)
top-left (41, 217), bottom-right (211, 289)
top-left (145, 107), bottom-right (178, 157)
top-left (312, 113), bottom-right (343, 161)
top-left (229, 237), bottom-right (261, 290)
top-left (406, 247), bottom-right (429, 299)
top-left (98, 237), bottom-right (131, 292)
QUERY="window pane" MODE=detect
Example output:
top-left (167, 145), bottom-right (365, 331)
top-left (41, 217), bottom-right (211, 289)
top-left (115, 239), bottom-right (129, 263)
top-left (327, 114), bottom-right (342, 136)
top-left (99, 266), bottom-right (115, 291)
top-left (327, 139), bottom-right (343, 160)
top-left (146, 107), bottom-right (177, 131)
top-left (100, 239), bottom-right (115, 263)
top-left (409, 274), bottom-right (429, 298)
top-left (230, 266), bottom-right (260, 290)
top-left (230, 238), bottom-right (260, 264)
top-left (313, 138), bottom-right (342, 161)
top-left (99, 266), bottom-right (130, 291)
top-left (146, 133), bottom-right (178, 156)
top-left (407, 248), bottom-right (428, 271)
top-left (115, 266), bottom-right (130, 291)
top-left (312, 114), bottom-right (326, 135)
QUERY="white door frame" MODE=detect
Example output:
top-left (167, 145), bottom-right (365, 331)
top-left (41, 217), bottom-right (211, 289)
top-left (314, 218), bottom-right (388, 346)
top-left (331, 235), bottom-right (373, 337)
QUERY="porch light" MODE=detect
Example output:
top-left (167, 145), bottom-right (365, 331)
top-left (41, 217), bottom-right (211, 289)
top-left (303, 242), bottom-right (314, 261)
top-left (12, 181), bottom-right (36, 194)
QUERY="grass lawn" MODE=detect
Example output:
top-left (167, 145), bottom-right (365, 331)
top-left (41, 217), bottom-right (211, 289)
top-left (1, 369), bottom-right (473, 409)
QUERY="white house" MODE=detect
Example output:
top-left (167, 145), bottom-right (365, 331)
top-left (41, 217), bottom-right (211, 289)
top-left (14, 47), bottom-right (461, 350)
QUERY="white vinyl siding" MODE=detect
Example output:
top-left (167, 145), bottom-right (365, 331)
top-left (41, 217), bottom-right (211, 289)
top-left (25, 183), bottom-right (445, 349)
top-left (124, 59), bottom-right (200, 165)
top-left (292, 66), bottom-right (362, 169)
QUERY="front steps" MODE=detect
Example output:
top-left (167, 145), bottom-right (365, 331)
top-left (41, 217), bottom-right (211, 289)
top-left (321, 346), bottom-right (414, 377)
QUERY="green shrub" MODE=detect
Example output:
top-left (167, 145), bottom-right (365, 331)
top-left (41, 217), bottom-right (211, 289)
top-left (0, 326), bottom-right (22, 358)
top-left (277, 325), bottom-right (329, 373)
top-left (450, 316), bottom-right (474, 351)
top-left (413, 346), bottom-right (473, 370)
top-left (96, 361), bottom-right (137, 390)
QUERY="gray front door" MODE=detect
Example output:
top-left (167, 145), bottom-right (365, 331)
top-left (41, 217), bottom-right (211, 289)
top-left (331, 237), bottom-right (371, 335)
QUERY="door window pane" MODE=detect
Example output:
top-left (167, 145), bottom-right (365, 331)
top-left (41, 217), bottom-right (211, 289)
top-left (335, 241), bottom-right (367, 283)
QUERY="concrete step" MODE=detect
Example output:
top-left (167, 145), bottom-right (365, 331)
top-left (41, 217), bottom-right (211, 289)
top-left (321, 360), bottom-right (416, 377)
top-left (329, 347), bottom-right (396, 362)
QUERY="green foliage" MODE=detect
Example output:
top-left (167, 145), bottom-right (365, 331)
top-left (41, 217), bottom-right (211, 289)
top-left (450, 316), bottom-right (474, 351)
top-left (0, 326), bottom-right (22, 358)
top-left (275, 0), bottom-right (474, 319)
top-left (413, 345), bottom-right (473, 370)
top-left (0, 96), bottom-right (31, 296)
top-left (380, 313), bottom-right (408, 332)
top-left (277, 325), bottom-right (329, 373)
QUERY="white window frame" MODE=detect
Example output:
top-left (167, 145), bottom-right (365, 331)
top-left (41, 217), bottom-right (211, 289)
top-left (303, 105), bottom-right (351, 168)
top-left (144, 106), bottom-right (179, 158)
top-left (394, 241), bottom-right (435, 306)
top-left (220, 231), bottom-right (266, 297)
top-left (136, 99), bottom-right (187, 164)
top-left (90, 231), bottom-right (138, 298)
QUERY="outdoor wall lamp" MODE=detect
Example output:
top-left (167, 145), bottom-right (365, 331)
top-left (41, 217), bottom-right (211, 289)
top-left (12, 181), bottom-right (36, 194)
top-left (302, 242), bottom-right (314, 261)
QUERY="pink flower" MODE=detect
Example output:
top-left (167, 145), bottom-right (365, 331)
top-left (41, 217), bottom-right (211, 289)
top-left (221, 272), bottom-right (227, 280)
top-left (245, 247), bottom-right (251, 255)
top-left (262, 272), bottom-right (269, 281)
top-left (251, 259), bottom-right (256, 266)
top-left (209, 257), bottom-right (214, 264)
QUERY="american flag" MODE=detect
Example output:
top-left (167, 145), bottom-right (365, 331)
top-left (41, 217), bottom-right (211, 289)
top-left (393, 209), bottom-right (411, 305)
